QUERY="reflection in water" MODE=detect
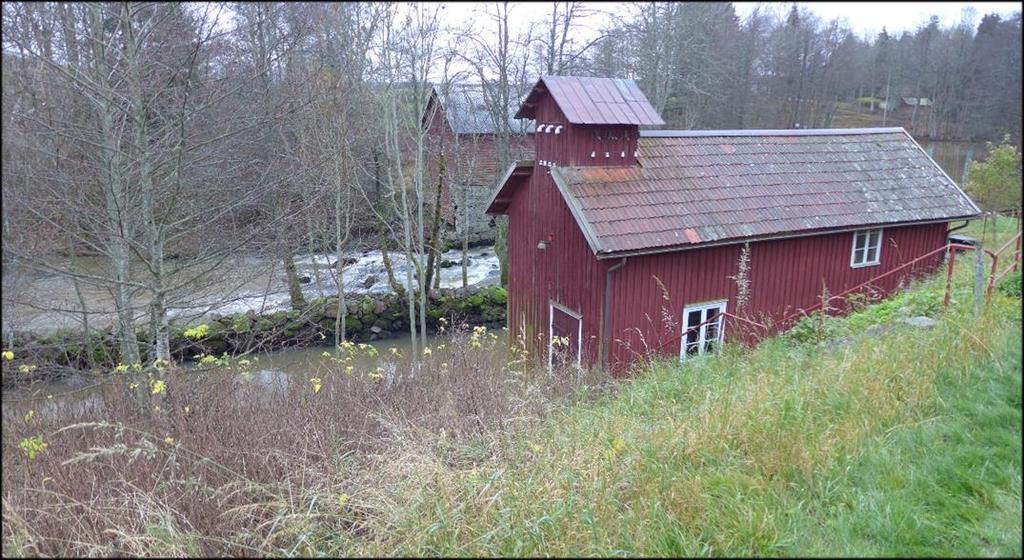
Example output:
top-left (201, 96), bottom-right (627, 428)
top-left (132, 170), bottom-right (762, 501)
top-left (3, 334), bottom-right (446, 414)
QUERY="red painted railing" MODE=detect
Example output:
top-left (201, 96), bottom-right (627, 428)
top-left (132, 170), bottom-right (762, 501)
top-left (985, 231), bottom-right (1022, 301)
top-left (777, 242), bottom-right (976, 326)
top-left (649, 241), bottom-right (977, 357)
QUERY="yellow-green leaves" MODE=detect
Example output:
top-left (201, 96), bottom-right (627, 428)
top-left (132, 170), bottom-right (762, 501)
top-left (19, 436), bottom-right (47, 460)
top-left (150, 379), bottom-right (167, 395)
top-left (183, 324), bottom-right (210, 340)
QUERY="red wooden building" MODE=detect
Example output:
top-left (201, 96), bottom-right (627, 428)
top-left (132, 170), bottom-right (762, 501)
top-left (423, 84), bottom-right (534, 243)
top-left (485, 76), bottom-right (980, 373)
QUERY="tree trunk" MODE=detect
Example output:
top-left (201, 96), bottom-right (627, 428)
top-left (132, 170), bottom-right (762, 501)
top-left (424, 152), bottom-right (447, 296)
top-left (284, 253), bottom-right (306, 310)
top-left (125, 4), bottom-right (170, 363)
top-left (373, 151), bottom-right (404, 296)
top-left (462, 192), bottom-right (470, 290)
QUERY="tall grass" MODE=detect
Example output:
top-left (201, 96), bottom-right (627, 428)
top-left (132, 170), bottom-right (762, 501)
top-left (2, 264), bottom-right (1020, 557)
top-left (1, 327), bottom-right (606, 557)
top-left (334, 267), bottom-right (1021, 557)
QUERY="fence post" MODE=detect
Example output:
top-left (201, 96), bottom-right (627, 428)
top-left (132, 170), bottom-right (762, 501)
top-left (943, 248), bottom-right (956, 308)
top-left (973, 246), bottom-right (985, 315)
top-left (1014, 234), bottom-right (1021, 273)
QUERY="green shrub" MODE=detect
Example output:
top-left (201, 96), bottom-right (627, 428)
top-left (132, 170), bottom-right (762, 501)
top-left (997, 270), bottom-right (1022, 298)
top-left (231, 312), bottom-right (252, 333)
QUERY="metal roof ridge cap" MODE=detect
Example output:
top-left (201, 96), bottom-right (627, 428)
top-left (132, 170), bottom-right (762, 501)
top-left (550, 166), bottom-right (604, 255)
top-left (640, 127), bottom-right (908, 137)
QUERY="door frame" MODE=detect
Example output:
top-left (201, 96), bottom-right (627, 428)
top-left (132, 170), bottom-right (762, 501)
top-left (549, 301), bottom-right (583, 371)
top-left (679, 299), bottom-right (727, 361)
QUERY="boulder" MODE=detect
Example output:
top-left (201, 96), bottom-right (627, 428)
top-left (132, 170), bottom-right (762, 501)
top-left (345, 315), bottom-right (363, 333)
top-left (298, 275), bottom-right (312, 284)
top-left (900, 316), bottom-right (937, 329)
top-left (363, 275), bottom-right (378, 289)
top-left (331, 257), bottom-right (358, 269)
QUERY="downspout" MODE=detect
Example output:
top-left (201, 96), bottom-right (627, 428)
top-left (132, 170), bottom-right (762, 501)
top-left (600, 257), bottom-right (628, 370)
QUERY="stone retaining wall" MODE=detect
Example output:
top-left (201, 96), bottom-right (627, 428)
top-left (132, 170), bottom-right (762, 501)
top-left (3, 286), bottom-right (507, 377)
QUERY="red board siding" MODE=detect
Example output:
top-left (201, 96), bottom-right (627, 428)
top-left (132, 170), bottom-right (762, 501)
top-left (533, 95), bottom-right (638, 167)
top-left (605, 222), bottom-right (949, 370)
top-left (507, 164), bottom-right (609, 366)
top-left (503, 82), bottom-right (953, 376)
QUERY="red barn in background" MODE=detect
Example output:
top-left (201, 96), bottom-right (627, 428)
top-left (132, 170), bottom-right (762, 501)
top-left (486, 76), bottom-right (980, 373)
top-left (423, 84), bottom-right (534, 244)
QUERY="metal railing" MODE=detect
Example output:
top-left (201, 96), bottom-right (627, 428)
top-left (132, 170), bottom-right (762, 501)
top-left (777, 241), bottom-right (976, 326)
top-left (985, 231), bottom-right (1023, 302)
top-left (649, 241), bottom-right (979, 358)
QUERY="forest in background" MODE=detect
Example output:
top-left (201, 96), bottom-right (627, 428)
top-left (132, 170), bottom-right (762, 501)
top-left (1, 2), bottom-right (1021, 365)
top-left (587, 3), bottom-right (1021, 142)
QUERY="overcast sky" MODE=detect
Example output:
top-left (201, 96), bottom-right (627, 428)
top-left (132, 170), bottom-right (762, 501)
top-left (734, 2), bottom-right (1021, 38)
top-left (443, 2), bottom-right (1022, 42)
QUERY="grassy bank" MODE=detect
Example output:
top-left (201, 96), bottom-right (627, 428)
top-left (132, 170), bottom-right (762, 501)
top-left (3, 263), bottom-right (1020, 556)
top-left (346, 270), bottom-right (1020, 557)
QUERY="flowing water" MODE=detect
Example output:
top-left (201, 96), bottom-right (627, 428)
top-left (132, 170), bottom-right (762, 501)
top-left (2, 245), bottom-right (501, 337)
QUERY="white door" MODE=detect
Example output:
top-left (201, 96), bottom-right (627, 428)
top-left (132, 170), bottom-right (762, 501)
top-left (679, 300), bottom-right (726, 360)
top-left (549, 302), bottom-right (582, 371)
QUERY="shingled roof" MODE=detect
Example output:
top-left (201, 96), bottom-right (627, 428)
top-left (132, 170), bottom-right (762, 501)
top-left (545, 128), bottom-right (979, 257)
top-left (514, 76), bottom-right (665, 126)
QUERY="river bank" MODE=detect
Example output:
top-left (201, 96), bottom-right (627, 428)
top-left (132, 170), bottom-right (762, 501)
top-left (2, 285), bottom-right (507, 387)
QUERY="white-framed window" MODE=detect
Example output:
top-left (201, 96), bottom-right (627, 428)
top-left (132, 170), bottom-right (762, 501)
top-left (549, 302), bottom-right (582, 371)
top-left (679, 300), bottom-right (727, 361)
top-left (850, 228), bottom-right (883, 268)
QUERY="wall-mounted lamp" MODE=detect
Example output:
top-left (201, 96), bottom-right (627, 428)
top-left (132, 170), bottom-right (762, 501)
top-left (537, 240), bottom-right (548, 250)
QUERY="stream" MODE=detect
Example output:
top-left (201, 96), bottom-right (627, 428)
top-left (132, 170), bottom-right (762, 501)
top-left (1, 332), bottom-right (473, 417)
top-left (2, 245), bottom-right (501, 337)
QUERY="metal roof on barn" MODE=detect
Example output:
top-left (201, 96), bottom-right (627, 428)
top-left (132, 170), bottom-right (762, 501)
top-left (548, 128), bottom-right (979, 256)
top-left (439, 84), bottom-right (536, 135)
top-left (514, 76), bottom-right (665, 126)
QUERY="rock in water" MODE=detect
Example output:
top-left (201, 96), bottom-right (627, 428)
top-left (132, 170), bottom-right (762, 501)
top-left (363, 275), bottom-right (378, 289)
top-left (331, 257), bottom-right (358, 269)
top-left (298, 275), bottom-right (312, 285)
